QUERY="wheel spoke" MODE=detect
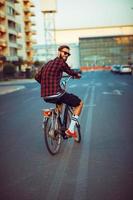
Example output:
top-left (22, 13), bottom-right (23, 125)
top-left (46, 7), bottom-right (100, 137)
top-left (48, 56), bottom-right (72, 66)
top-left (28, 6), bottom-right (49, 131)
top-left (44, 117), bottom-right (62, 155)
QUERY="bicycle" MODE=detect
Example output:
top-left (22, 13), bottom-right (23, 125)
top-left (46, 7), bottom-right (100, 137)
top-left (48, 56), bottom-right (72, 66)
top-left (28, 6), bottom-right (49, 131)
top-left (42, 76), bottom-right (81, 155)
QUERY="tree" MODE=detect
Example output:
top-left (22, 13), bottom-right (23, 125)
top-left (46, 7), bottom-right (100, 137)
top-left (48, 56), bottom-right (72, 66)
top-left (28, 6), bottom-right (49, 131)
top-left (3, 63), bottom-right (16, 78)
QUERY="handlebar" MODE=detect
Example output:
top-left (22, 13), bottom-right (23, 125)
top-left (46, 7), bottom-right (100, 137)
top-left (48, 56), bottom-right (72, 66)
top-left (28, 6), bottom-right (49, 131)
top-left (61, 73), bottom-right (81, 90)
top-left (61, 76), bottom-right (72, 90)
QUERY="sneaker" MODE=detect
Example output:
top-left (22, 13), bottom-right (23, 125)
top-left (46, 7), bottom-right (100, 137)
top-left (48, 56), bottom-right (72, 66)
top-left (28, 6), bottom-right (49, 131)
top-left (65, 129), bottom-right (77, 139)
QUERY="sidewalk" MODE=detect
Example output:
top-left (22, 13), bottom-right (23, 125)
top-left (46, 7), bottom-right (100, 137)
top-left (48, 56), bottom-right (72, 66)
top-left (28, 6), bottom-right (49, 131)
top-left (0, 79), bottom-right (35, 95)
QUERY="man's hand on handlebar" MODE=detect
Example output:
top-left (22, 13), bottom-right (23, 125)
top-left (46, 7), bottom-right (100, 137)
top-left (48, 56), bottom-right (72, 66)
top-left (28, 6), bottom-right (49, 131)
top-left (73, 73), bottom-right (81, 79)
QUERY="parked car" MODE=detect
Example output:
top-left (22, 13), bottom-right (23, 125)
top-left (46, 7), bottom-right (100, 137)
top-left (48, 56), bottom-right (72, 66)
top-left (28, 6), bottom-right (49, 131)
top-left (111, 65), bottom-right (121, 73)
top-left (119, 65), bottom-right (132, 74)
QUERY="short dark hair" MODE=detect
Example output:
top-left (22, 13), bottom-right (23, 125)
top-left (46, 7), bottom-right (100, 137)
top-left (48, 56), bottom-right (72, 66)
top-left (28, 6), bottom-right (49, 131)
top-left (58, 45), bottom-right (70, 51)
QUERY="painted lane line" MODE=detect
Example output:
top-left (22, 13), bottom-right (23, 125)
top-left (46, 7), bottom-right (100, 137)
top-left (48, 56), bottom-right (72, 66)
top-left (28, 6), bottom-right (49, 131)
top-left (45, 82), bottom-right (93, 200)
top-left (102, 89), bottom-right (122, 95)
top-left (119, 81), bottom-right (128, 86)
top-left (23, 97), bottom-right (37, 103)
top-left (74, 85), bottom-right (96, 200)
top-left (113, 89), bottom-right (122, 95)
top-left (108, 83), bottom-right (114, 86)
top-left (102, 91), bottom-right (112, 95)
top-left (69, 84), bottom-right (77, 88)
top-left (94, 82), bottom-right (102, 86)
top-left (30, 87), bottom-right (39, 91)
top-left (84, 104), bottom-right (96, 107)
top-left (45, 141), bottom-right (74, 200)
top-left (82, 83), bottom-right (89, 87)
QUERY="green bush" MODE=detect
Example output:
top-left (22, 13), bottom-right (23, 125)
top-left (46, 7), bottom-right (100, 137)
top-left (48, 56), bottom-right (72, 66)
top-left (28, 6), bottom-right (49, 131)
top-left (3, 63), bottom-right (16, 77)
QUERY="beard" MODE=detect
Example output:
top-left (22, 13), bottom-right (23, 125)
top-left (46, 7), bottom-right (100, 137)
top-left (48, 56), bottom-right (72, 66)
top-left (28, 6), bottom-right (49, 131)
top-left (59, 54), bottom-right (67, 61)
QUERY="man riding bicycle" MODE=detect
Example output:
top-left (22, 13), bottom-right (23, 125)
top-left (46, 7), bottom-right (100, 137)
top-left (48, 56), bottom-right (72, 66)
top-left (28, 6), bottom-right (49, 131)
top-left (35, 45), bottom-right (83, 139)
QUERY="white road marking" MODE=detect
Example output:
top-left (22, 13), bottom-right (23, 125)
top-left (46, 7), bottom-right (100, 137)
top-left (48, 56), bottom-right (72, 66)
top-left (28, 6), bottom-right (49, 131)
top-left (82, 83), bottom-right (89, 87)
top-left (102, 91), bottom-right (113, 95)
top-left (45, 82), bottom-right (94, 200)
top-left (95, 82), bottom-right (102, 86)
top-left (108, 83), bottom-right (114, 86)
top-left (23, 97), bottom-right (37, 103)
top-left (45, 141), bottom-right (74, 200)
top-left (30, 87), bottom-right (39, 91)
top-left (69, 84), bottom-right (77, 88)
top-left (102, 89), bottom-right (122, 95)
top-left (113, 89), bottom-right (122, 95)
top-left (84, 104), bottom-right (96, 107)
top-left (74, 85), bottom-right (95, 200)
top-left (119, 82), bottom-right (128, 86)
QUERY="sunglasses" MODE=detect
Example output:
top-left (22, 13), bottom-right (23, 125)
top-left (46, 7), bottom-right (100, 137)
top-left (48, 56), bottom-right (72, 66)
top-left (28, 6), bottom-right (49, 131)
top-left (61, 50), bottom-right (71, 56)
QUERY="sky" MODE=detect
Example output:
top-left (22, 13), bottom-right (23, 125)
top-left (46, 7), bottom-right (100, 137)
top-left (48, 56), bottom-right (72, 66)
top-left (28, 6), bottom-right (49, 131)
top-left (32, 0), bottom-right (133, 44)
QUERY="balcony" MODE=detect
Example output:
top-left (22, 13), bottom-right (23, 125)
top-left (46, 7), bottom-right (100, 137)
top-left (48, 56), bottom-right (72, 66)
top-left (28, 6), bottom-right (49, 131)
top-left (26, 36), bottom-right (32, 43)
top-left (14, 0), bottom-right (20, 3)
top-left (9, 40), bottom-right (18, 48)
top-left (31, 29), bottom-right (36, 35)
top-left (24, 7), bottom-right (30, 13)
top-left (6, 55), bottom-right (19, 61)
top-left (0, 39), bottom-right (7, 47)
top-left (31, 20), bottom-right (36, 26)
top-left (16, 32), bottom-right (22, 38)
top-left (0, 0), bottom-right (5, 6)
top-left (17, 43), bottom-right (22, 49)
top-left (30, 11), bottom-right (35, 16)
top-left (25, 25), bottom-right (31, 31)
top-left (7, 15), bottom-right (16, 23)
top-left (24, 16), bottom-right (31, 23)
top-left (31, 39), bottom-right (37, 44)
top-left (15, 10), bottom-right (20, 16)
top-left (25, 27), bottom-right (31, 33)
top-left (23, 0), bottom-right (30, 2)
top-left (8, 27), bottom-right (17, 35)
top-left (0, 10), bottom-right (6, 19)
top-left (0, 24), bottom-right (6, 33)
top-left (30, 2), bottom-right (35, 7)
top-left (26, 47), bottom-right (32, 52)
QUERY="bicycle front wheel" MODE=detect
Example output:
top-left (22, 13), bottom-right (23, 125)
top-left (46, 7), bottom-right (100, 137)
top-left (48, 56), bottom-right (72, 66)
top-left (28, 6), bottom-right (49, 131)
top-left (74, 123), bottom-right (81, 143)
top-left (44, 118), bottom-right (62, 155)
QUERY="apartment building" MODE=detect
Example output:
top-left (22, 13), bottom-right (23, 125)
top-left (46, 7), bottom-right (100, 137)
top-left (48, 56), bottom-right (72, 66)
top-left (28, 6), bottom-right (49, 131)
top-left (0, 0), bottom-right (7, 62)
top-left (0, 0), bottom-right (36, 68)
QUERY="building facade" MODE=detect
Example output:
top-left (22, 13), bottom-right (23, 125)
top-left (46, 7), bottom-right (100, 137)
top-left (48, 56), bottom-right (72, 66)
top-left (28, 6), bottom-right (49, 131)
top-left (55, 25), bottom-right (133, 67)
top-left (79, 35), bottom-right (133, 66)
top-left (0, 0), bottom-right (36, 66)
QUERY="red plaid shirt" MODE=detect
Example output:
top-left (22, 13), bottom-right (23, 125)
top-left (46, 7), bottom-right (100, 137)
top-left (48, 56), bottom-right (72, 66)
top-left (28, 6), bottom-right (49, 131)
top-left (35, 57), bottom-right (79, 97)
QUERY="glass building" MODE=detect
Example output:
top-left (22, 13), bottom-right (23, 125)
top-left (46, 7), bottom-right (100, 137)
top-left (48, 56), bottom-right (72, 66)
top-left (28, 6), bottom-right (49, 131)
top-left (79, 35), bottom-right (133, 66)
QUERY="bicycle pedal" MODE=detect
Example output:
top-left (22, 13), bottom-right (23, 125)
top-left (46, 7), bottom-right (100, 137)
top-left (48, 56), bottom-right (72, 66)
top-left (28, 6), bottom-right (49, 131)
top-left (63, 134), bottom-right (69, 140)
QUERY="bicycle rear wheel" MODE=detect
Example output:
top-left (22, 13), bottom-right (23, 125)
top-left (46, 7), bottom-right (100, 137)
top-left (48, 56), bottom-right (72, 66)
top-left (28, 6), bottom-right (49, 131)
top-left (44, 117), bottom-right (62, 155)
top-left (64, 106), bottom-right (81, 143)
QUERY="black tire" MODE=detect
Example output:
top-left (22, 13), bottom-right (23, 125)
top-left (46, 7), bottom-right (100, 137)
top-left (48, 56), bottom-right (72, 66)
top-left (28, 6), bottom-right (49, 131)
top-left (64, 105), bottom-right (72, 129)
top-left (74, 123), bottom-right (81, 143)
top-left (64, 106), bottom-right (81, 143)
top-left (44, 118), bottom-right (62, 155)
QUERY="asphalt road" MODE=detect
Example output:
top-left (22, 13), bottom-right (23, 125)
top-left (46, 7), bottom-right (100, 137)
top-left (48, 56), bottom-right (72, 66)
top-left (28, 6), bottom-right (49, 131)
top-left (0, 71), bottom-right (133, 200)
